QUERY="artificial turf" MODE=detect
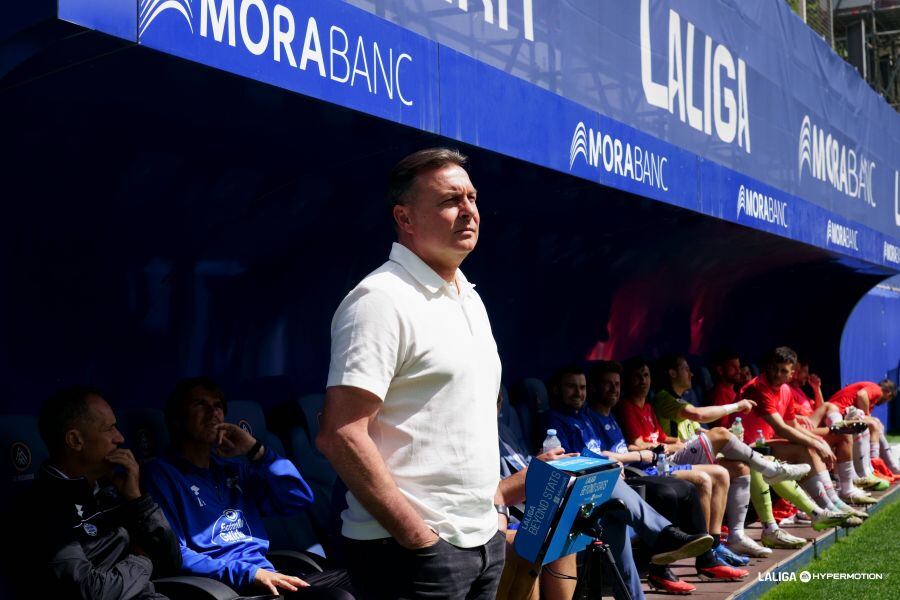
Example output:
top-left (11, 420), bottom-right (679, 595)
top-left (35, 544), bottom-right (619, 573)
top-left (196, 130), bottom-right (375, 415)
top-left (760, 495), bottom-right (900, 599)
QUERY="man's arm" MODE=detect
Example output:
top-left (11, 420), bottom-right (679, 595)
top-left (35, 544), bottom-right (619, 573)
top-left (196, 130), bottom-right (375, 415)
top-left (123, 495), bottom-right (181, 578)
top-left (678, 399), bottom-right (755, 424)
top-left (855, 389), bottom-right (871, 414)
top-left (316, 385), bottom-right (438, 550)
top-left (761, 411), bottom-right (835, 464)
top-left (47, 540), bottom-right (155, 600)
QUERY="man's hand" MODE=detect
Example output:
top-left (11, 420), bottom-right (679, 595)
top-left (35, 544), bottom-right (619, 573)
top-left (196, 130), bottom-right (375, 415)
top-left (795, 415), bottom-right (814, 430)
top-left (253, 568), bottom-right (309, 595)
top-left (398, 527), bottom-right (440, 550)
top-left (808, 374), bottom-right (822, 390)
top-left (106, 449), bottom-right (141, 500)
top-left (813, 439), bottom-right (836, 469)
top-left (735, 399), bottom-right (756, 414)
top-left (535, 447), bottom-right (578, 462)
top-left (214, 423), bottom-right (256, 458)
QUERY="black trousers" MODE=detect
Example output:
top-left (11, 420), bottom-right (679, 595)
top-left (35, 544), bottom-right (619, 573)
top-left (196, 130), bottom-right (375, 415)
top-left (282, 569), bottom-right (357, 599)
top-left (343, 531), bottom-right (506, 600)
top-left (628, 475), bottom-right (708, 535)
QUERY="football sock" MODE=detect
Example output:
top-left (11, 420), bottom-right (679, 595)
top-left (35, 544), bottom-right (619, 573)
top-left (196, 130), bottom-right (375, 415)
top-left (721, 436), bottom-right (779, 477)
top-left (725, 475), bottom-right (751, 535)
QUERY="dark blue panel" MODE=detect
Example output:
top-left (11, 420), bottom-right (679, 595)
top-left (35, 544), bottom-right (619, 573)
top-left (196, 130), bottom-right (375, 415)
top-left (138, 0), bottom-right (439, 130)
top-left (59, 0), bottom-right (137, 41)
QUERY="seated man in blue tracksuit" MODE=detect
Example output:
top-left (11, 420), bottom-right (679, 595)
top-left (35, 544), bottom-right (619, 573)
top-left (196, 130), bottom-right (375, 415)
top-left (142, 377), bottom-right (353, 598)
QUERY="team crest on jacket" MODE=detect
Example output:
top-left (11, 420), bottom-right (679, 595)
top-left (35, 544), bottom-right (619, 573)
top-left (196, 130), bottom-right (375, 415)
top-left (212, 509), bottom-right (252, 545)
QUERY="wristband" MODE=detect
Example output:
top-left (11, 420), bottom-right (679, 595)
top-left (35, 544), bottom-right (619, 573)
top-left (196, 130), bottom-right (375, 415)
top-left (495, 504), bottom-right (510, 518)
top-left (246, 439), bottom-right (263, 460)
top-left (723, 402), bottom-right (740, 415)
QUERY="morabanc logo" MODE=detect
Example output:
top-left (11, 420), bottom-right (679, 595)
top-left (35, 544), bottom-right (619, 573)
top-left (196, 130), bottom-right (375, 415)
top-left (885, 240), bottom-right (900, 265)
top-left (826, 220), bottom-right (859, 251)
top-left (568, 121), bottom-right (669, 191)
top-left (799, 115), bottom-right (876, 207)
top-left (139, 0), bottom-right (416, 107)
top-left (737, 185), bottom-right (788, 228)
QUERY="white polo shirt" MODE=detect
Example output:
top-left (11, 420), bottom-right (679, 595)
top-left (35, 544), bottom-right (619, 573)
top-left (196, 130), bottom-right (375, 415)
top-left (327, 242), bottom-right (502, 548)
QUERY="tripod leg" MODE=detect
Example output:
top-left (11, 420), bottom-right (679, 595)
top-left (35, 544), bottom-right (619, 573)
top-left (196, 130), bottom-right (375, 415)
top-left (596, 542), bottom-right (633, 600)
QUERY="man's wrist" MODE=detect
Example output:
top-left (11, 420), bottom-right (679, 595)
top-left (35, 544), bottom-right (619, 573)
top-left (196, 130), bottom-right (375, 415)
top-left (247, 439), bottom-right (264, 460)
top-left (722, 403), bottom-right (740, 415)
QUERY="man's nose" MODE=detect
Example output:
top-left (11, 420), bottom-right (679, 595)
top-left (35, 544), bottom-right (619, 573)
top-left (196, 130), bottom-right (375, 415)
top-left (112, 428), bottom-right (125, 445)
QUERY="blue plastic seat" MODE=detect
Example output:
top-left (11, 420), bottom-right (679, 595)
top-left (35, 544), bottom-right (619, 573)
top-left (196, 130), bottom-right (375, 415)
top-left (510, 378), bottom-right (550, 454)
top-left (226, 400), bottom-right (325, 556)
top-left (119, 407), bottom-right (170, 463)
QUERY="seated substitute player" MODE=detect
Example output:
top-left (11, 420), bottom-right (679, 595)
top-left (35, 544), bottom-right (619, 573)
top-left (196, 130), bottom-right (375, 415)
top-left (26, 386), bottom-right (181, 599)
top-left (142, 377), bottom-right (354, 599)
top-left (739, 348), bottom-right (864, 525)
top-left (826, 379), bottom-right (900, 484)
top-left (511, 374), bottom-right (713, 600)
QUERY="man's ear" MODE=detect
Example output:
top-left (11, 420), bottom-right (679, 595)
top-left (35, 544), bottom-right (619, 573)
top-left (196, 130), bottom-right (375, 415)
top-left (64, 428), bottom-right (84, 452)
top-left (393, 203), bottom-right (414, 234)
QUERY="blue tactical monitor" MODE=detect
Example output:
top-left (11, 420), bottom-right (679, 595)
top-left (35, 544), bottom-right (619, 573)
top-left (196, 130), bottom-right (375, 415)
top-left (513, 454), bottom-right (621, 566)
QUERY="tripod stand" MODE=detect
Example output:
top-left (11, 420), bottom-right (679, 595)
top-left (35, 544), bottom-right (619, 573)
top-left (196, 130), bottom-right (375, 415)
top-left (571, 499), bottom-right (632, 600)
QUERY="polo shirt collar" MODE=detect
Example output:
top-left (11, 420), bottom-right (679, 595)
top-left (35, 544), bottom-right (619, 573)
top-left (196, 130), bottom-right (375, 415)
top-left (389, 242), bottom-right (474, 296)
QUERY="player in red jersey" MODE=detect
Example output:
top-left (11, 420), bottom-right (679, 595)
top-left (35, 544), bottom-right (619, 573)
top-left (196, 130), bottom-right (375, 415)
top-left (826, 379), bottom-right (899, 483)
top-left (740, 347), bottom-right (865, 524)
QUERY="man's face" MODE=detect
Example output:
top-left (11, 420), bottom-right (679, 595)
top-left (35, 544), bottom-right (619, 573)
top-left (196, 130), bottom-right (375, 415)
top-left (557, 373), bottom-right (587, 411)
top-left (628, 366), bottom-right (651, 398)
top-left (739, 365), bottom-right (752, 386)
top-left (396, 164), bottom-right (479, 262)
top-left (792, 363), bottom-right (809, 386)
top-left (717, 358), bottom-right (742, 385)
top-left (594, 372), bottom-right (621, 409)
top-left (670, 358), bottom-right (693, 389)
top-left (182, 387), bottom-right (225, 444)
top-left (767, 361), bottom-right (794, 387)
top-left (77, 395), bottom-right (124, 476)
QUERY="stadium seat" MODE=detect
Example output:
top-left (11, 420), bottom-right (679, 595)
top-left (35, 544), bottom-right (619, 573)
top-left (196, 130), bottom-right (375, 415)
top-left (119, 407), bottom-right (170, 463)
top-left (226, 400), bottom-right (326, 558)
top-left (510, 378), bottom-right (550, 453)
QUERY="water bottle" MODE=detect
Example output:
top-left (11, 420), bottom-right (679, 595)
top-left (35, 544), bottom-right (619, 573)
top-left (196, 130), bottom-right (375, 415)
top-left (656, 452), bottom-right (670, 477)
top-left (730, 417), bottom-right (744, 440)
top-left (755, 429), bottom-right (766, 448)
top-left (542, 429), bottom-right (562, 455)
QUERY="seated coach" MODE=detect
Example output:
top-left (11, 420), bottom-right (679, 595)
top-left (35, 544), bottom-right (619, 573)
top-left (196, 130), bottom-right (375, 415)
top-left (142, 377), bottom-right (354, 598)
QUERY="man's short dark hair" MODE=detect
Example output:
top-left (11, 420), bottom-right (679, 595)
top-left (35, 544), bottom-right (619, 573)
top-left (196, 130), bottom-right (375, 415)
top-left (880, 379), bottom-right (897, 400)
top-left (165, 377), bottom-right (226, 437)
top-left (38, 385), bottom-right (103, 458)
top-left (386, 148), bottom-right (469, 209)
top-left (711, 349), bottom-right (740, 368)
top-left (763, 346), bottom-right (798, 369)
top-left (587, 360), bottom-right (623, 385)
top-left (548, 364), bottom-right (585, 394)
top-left (655, 354), bottom-right (685, 387)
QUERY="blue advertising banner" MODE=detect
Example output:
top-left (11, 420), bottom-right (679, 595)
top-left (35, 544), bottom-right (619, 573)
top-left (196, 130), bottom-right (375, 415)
top-left (136, 0), bottom-right (439, 130)
top-left (57, 0), bottom-right (900, 269)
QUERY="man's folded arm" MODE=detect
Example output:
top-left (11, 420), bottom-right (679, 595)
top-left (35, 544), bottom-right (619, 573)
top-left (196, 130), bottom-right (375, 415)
top-left (48, 540), bottom-right (154, 600)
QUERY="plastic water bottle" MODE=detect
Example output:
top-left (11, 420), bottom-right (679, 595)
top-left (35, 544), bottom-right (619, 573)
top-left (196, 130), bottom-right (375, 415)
top-left (755, 429), bottom-right (766, 448)
top-left (730, 417), bottom-right (744, 440)
top-left (656, 452), bottom-right (670, 477)
top-left (542, 429), bottom-right (562, 454)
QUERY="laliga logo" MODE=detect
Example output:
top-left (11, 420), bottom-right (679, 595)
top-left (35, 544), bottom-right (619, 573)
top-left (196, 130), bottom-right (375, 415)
top-left (798, 115), bottom-right (875, 207)
top-left (569, 122), bottom-right (588, 170)
top-left (140, 0), bottom-right (194, 36)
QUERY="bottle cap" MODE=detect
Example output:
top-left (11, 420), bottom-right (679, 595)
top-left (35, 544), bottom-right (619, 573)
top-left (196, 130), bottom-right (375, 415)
top-left (547, 429), bottom-right (557, 436)
top-left (734, 417), bottom-right (742, 422)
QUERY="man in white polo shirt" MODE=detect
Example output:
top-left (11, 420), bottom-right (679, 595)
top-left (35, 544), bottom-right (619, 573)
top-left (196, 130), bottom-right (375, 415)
top-left (317, 148), bottom-right (503, 599)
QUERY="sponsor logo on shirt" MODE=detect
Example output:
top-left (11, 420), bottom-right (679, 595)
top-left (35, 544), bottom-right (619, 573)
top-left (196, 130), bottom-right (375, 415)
top-left (83, 523), bottom-right (98, 536)
top-left (212, 509), bottom-right (253, 545)
top-left (190, 484), bottom-right (206, 507)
